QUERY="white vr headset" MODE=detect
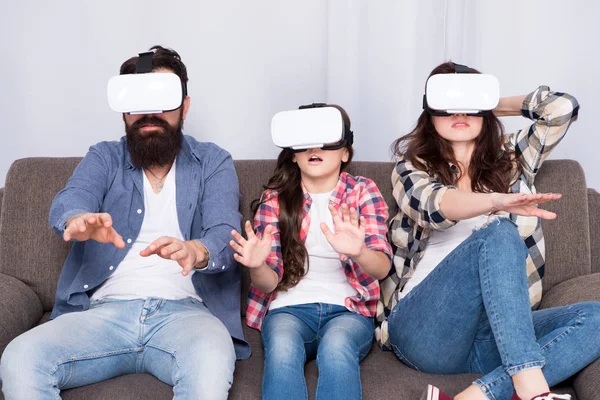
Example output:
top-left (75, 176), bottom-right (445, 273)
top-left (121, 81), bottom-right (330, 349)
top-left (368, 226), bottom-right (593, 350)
top-left (107, 50), bottom-right (186, 114)
top-left (423, 63), bottom-right (499, 116)
top-left (271, 104), bottom-right (353, 152)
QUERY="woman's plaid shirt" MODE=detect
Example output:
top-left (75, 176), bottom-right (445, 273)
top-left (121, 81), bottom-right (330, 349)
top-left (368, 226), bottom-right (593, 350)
top-left (246, 172), bottom-right (393, 330)
top-left (376, 86), bottom-right (580, 350)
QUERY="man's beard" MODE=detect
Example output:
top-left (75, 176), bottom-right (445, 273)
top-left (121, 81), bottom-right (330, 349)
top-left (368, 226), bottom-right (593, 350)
top-left (125, 113), bottom-right (183, 169)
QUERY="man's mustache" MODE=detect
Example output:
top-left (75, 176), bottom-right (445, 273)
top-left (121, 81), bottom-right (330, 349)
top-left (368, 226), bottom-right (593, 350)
top-left (130, 116), bottom-right (171, 131)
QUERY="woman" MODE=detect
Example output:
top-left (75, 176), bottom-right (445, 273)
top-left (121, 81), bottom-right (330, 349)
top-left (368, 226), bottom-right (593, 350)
top-left (378, 62), bottom-right (599, 400)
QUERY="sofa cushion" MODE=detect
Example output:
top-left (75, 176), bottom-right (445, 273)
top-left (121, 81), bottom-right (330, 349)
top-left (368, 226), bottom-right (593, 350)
top-left (0, 158), bottom-right (81, 311)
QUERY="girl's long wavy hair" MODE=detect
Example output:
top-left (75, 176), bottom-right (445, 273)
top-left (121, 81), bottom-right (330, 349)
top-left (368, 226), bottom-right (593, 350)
top-left (253, 105), bottom-right (354, 291)
top-left (392, 62), bottom-right (519, 193)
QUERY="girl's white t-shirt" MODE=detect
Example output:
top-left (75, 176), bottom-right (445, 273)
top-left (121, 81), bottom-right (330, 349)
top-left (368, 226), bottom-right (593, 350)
top-left (269, 191), bottom-right (358, 310)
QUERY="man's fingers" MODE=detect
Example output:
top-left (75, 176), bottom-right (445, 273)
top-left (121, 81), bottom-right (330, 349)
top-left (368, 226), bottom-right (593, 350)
top-left (147, 237), bottom-right (175, 253)
top-left (160, 241), bottom-right (182, 257)
top-left (111, 229), bottom-right (126, 249)
top-left (98, 213), bottom-right (113, 227)
top-left (181, 264), bottom-right (194, 277)
top-left (140, 236), bottom-right (173, 256)
top-left (170, 248), bottom-right (188, 261)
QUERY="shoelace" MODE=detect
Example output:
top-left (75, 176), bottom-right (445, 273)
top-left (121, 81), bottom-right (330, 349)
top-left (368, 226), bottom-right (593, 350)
top-left (533, 394), bottom-right (571, 400)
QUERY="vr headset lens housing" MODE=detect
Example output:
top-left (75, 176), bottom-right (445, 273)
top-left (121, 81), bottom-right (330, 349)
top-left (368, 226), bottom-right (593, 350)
top-left (107, 72), bottom-right (184, 114)
top-left (424, 73), bottom-right (499, 116)
top-left (271, 107), bottom-right (352, 152)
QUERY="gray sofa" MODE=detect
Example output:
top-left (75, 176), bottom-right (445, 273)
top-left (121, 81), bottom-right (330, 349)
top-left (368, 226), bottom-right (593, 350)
top-left (0, 158), bottom-right (599, 400)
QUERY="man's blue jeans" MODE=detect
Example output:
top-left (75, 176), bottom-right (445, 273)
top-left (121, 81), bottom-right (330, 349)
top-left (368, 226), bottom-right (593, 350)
top-left (261, 303), bottom-right (373, 400)
top-left (388, 218), bottom-right (600, 400)
top-left (0, 297), bottom-right (236, 400)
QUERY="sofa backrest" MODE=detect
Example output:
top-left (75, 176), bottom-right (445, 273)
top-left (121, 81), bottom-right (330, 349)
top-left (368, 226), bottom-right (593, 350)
top-left (0, 157), bottom-right (592, 313)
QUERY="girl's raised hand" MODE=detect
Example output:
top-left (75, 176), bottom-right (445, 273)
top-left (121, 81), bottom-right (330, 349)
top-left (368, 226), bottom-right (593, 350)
top-left (230, 221), bottom-right (274, 268)
top-left (321, 203), bottom-right (366, 258)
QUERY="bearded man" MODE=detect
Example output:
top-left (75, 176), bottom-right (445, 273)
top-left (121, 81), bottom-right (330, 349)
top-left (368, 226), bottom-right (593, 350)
top-left (0, 45), bottom-right (249, 400)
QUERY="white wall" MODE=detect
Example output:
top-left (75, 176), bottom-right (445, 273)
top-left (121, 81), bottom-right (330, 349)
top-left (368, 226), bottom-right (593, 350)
top-left (0, 0), bottom-right (328, 185)
top-left (1, 1), bottom-right (598, 189)
top-left (326, 0), bottom-right (600, 189)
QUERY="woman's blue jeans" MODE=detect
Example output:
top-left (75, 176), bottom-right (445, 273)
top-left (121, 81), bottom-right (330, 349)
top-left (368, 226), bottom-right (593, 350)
top-left (388, 218), bottom-right (600, 400)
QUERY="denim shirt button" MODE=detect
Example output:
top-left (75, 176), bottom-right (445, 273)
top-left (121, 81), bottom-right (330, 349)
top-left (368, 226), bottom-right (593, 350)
top-left (109, 265), bottom-right (114, 271)
top-left (137, 209), bottom-right (142, 214)
top-left (127, 238), bottom-right (132, 244)
top-left (83, 284), bottom-right (89, 289)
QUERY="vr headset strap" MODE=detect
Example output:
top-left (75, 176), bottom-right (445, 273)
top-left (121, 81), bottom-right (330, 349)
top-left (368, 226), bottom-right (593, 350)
top-left (452, 62), bottom-right (471, 74)
top-left (135, 51), bottom-right (154, 74)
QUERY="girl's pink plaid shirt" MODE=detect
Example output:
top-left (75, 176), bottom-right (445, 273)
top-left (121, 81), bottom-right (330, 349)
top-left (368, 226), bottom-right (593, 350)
top-left (246, 171), bottom-right (393, 330)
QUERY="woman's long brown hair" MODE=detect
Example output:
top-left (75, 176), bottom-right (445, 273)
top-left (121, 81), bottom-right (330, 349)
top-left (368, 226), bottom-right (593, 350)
top-left (392, 62), bottom-right (519, 193)
top-left (253, 105), bottom-right (354, 291)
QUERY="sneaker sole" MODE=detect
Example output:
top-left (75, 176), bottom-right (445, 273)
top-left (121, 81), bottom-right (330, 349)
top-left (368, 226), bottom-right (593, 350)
top-left (420, 384), bottom-right (440, 400)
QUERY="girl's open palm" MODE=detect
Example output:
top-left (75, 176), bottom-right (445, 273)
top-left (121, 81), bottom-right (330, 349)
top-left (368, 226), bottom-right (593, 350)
top-left (230, 221), bottom-right (274, 268)
top-left (321, 203), bottom-right (366, 258)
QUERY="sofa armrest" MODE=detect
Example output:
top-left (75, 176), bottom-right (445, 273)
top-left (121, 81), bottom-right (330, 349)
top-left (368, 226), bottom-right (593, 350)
top-left (539, 273), bottom-right (600, 310)
top-left (589, 189), bottom-right (600, 273)
top-left (0, 272), bottom-right (43, 355)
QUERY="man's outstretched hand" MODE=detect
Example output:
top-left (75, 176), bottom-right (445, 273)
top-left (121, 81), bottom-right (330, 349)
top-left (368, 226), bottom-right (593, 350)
top-left (64, 213), bottom-right (125, 248)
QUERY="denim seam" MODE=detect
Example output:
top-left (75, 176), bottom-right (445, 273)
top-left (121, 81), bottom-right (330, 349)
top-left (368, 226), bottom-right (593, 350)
top-left (62, 360), bottom-right (75, 388)
top-left (474, 377), bottom-right (502, 400)
top-left (145, 299), bottom-right (165, 318)
top-left (480, 239), bottom-right (504, 354)
top-left (51, 347), bottom-right (142, 388)
top-left (55, 347), bottom-right (142, 365)
top-left (148, 344), bottom-right (182, 386)
top-left (505, 360), bottom-right (546, 376)
top-left (390, 343), bottom-right (421, 371)
top-left (538, 311), bottom-right (583, 352)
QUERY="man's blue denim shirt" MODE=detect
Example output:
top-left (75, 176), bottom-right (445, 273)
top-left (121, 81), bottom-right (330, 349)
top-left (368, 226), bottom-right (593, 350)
top-left (48, 135), bottom-right (250, 360)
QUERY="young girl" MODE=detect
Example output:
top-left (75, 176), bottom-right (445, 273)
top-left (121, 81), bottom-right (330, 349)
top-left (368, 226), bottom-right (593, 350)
top-left (378, 62), bottom-right (600, 400)
top-left (230, 104), bottom-right (392, 400)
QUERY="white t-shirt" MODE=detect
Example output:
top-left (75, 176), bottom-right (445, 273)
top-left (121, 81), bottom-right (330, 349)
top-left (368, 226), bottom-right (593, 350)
top-left (269, 191), bottom-right (358, 310)
top-left (399, 214), bottom-right (491, 298)
top-left (91, 165), bottom-right (202, 301)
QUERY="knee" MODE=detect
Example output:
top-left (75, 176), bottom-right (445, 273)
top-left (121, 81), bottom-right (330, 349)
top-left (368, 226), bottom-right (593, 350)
top-left (319, 329), bottom-right (367, 363)
top-left (175, 333), bottom-right (235, 398)
top-left (263, 329), bottom-right (306, 366)
top-left (1, 334), bottom-right (45, 378)
top-left (572, 301), bottom-right (600, 330)
top-left (480, 218), bottom-right (527, 257)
